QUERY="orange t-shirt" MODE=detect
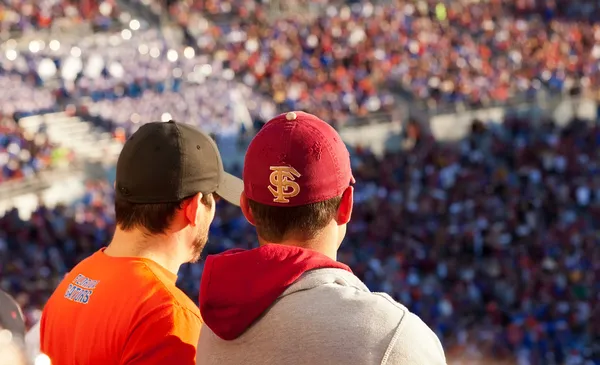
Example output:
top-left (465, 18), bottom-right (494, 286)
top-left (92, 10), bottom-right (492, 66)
top-left (41, 248), bottom-right (202, 365)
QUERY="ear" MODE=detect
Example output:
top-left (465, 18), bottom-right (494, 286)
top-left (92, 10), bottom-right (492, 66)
top-left (336, 186), bottom-right (353, 225)
top-left (183, 192), bottom-right (203, 227)
top-left (240, 192), bottom-right (256, 226)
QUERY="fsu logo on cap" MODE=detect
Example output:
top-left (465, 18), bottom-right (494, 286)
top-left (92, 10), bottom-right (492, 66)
top-left (268, 166), bottom-right (301, 203)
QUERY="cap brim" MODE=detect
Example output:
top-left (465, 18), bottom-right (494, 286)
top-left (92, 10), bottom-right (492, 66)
top-left (216, 172), bottom-right (243, 206)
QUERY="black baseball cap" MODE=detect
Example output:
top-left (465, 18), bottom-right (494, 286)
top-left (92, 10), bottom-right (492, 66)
top-left (115, 121), bottom-right (243, 206)
top-left (0, 290), bottom-right (25, 339)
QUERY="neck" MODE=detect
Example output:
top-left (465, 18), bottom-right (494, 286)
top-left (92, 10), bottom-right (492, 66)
top-left (104, 228), bottom-right (184, 276)
top-left (258, 229), bottom-right (339, 261)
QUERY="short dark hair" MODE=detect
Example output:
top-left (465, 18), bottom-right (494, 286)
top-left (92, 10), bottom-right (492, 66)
top-left (248, 196), bottom-right (342, 243)
top-left (115, 193), bottom-right (213, 235)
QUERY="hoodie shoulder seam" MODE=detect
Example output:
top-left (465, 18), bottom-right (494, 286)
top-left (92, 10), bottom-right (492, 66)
top-left (372, 292), bottom-right (409, 311)
top-left (283, 269), bottom-right (367, 297)
top-left (377, 294), bottom-right (408, 365)
top-left (380, 312), bottom-right (406, 365)
top-left (314, 270), bottom-right (367, 292)
top-left (332, 278), bottom-right (367, 293)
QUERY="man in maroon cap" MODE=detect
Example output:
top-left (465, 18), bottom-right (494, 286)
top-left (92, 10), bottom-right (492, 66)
top-left (196, 111), bottom-right (446, 365)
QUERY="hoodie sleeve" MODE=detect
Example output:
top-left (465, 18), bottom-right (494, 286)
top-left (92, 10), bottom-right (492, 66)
top-left (381, 309), bottom-right (446, 365)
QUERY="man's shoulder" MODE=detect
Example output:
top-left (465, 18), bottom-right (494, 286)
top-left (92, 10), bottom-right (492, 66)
top-left (287, 268), bottom-right (407, 309)
top-left (312, 281), bottom-right (438, 342)
top-left (314, 280), bottom-right (411, 326)
top-left (262, 269), bottom-right (446, 364)
top-left (285, 273), bottom-right (445, 364)
top-left (382, 305), bottom-right (446, 365)
top-left (134, 264), bottom-right (201, 322)
top-left (44, 255), bottom-right (200, 322)
top-left (43, 254), bottom-right (101, 308)
top-left (280, 268), bottom-right (410, 331)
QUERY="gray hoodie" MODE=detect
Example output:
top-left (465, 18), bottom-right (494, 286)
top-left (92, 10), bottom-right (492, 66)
top-left (197, 245), bottom-right (446, 365)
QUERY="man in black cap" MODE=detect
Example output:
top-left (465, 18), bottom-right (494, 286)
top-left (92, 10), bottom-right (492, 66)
top-left (40, 121), bottom-right (243, 365)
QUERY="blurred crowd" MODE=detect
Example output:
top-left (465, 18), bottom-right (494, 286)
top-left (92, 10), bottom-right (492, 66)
top-left (82, 77), bottom-right (274, 136)
top-left (0, 75), bottom-right (70, 183)
top-left (0, 75), bottom-right (55, 117)
top-left (347, 117), bottom-right (600, 364)
top-left (7, 25), bottom-right (277, 132)
top-left (2, 116), bottom-right (599, 364)
top-left (5, 0), bottom-right (600, 135)
top-left (179, 0), bottom-right (399, 125)
top-left (0, 117), bottom-right (61, 183)
top-left (164, 0), bottom-right (600, 116)
top-left (0, 180), bottom-right (115, 330)
top-left (0, 0), bottom-right (119, 33)
top-left (137, 0), bottom-right (329, 20)
top-left (2, 0), bottom-right (600, 129)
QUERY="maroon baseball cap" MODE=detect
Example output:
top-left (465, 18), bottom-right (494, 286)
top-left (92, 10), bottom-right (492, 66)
top-left (243, 111), bottom-right (354, 207)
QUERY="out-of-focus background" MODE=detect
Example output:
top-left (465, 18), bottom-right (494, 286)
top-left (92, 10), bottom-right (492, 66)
top-left (0, 1), bottom-right (599, 364)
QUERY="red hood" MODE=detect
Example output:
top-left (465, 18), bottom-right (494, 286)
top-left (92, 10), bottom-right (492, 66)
top-left (199, 244), bottom-right (351, 340)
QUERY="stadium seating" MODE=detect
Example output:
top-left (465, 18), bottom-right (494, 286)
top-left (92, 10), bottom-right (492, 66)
top-left (11, 25), bottom-right (277, 132)
top-left (0, 75), bottom-right (72, 183)
top-left (171, 0), bottom-right (600, 115)
top-left (18, 113), bottom-right (122, 162)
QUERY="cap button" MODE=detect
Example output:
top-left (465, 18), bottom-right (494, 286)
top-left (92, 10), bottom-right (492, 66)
top-left (285, 112), bottom-right (297, 121)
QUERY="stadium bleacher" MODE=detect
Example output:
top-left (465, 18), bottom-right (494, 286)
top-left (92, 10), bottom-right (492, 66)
top-left (168, 0), bottom-right (600, 118)
top-left (0, 117), bottom-right (59, 183)
top-left (1, 0), bottom-right (599, 364)
top-left (0, 74), bottom-right (72, 184)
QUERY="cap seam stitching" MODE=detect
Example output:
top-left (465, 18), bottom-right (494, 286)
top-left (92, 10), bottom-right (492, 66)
top-left (117, 123), bottom-right (161, 200)
top-left (302, 122), bottom-right (344, 195)
top-left (284, 120), bottom-right (295, 166)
